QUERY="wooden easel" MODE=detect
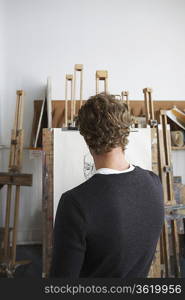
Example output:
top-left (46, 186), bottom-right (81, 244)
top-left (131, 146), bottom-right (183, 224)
top-left (65, 74), bottom-right (73, 127)
top-left (144, 89), bottom-right (181, 278)
top-left (143, 88), bottom-right (157, 127)
top-left (42, 127), bottom-right (159, 278)
top-left (157, 110), bottom-right (180, 277)
top-left (0, 91), bottom-right (33, 277)
top-left (158, 110), bottom-right (175, 206)
top-left (46, 76), bottom-right (52, 128)
top-left (121, 91), bottom-right (130, 111)
top-left (73, 64), bottom-right (83, 116)
top-left (42, 129), bottom-right (54, 278)
top-left (96, 70), bottom-right (108, 94)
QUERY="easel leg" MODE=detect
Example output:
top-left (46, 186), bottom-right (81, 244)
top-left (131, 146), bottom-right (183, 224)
top-left (162, 222), bottom-right (170, 277)
top-left (73, 70), bottom-right (77, 117)
top-left (171, 219), bottom-right (180, 277)
top-left (80, 69), bottom-right (83, 108)
top-left (4, 185), bottom-right (12, 258)
top-left (105, 78), bottom-right (108, 93)
top-left (65, 79), bottom-right (68, 127)
top-left (96, 78), bottom-right (99, 94)
top-left (160, 235), bottom-right (165, 277)
top-left (11, 186), bottom-right (20, 265)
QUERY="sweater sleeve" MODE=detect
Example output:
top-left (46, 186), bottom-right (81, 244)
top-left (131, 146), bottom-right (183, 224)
top-left (50, 192), bottom-right (86, 278)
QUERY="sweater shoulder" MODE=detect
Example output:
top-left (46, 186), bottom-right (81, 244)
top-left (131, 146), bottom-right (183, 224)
top-left (136, 166), bottom-right (162, 185)
top-left (62, 175), bottom-right (96, 200)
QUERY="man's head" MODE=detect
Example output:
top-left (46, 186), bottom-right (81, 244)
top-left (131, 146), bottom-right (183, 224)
top-left (77, 93), bottom-right (131, 155)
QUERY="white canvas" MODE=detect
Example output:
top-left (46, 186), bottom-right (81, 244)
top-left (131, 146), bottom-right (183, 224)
top-left (54, 130), bottom-right (89, 218)
top-left (53, 128), bottom-right (152, 218)
top-left (125, 128), bottom-right (152, 169)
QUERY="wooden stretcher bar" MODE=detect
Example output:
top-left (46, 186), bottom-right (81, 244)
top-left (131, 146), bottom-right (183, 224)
top-left (0, 173), bottom-right (32, 186)
top-left (171, 107), bottom-right (185, 123)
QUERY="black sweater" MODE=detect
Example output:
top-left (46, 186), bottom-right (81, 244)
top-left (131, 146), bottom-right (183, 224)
top-left (50, 166), bottom-right (164, 278)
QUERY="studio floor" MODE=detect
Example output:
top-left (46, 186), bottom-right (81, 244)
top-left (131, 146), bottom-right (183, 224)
top-left (14, 245), bottom-right (42, 278)
top-left (8, 243), bottom-right (185, 278)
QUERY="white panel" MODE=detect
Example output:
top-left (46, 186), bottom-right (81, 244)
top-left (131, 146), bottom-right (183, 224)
top-left (54, 128), bottom-right (152, 218)
top-left (172, 150), bottom-right (185, 184)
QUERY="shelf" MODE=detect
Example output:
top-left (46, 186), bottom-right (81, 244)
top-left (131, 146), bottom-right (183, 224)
top-left (28, 147), bottom-right (43, 151)
top-left (0, 146), bottom-right (43, 151)
top-left (172, 146), bottom-right (185, 150)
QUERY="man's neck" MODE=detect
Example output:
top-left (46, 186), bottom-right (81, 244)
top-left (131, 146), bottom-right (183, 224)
top-left (92, 147), bottom-right (130, 171)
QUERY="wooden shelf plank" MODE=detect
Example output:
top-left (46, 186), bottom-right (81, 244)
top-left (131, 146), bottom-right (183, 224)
top-left (172, 146), bottom-right (185, 150)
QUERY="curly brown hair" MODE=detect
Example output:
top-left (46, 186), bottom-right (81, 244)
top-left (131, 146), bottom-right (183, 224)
top-left (76, 93), bottom-right (131, 155)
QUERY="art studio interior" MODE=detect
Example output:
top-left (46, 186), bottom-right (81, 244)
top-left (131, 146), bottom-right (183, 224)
top-left (0, 0), bottom-right (185, 279)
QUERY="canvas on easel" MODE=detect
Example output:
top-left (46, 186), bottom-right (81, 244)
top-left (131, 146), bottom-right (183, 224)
top-left (53, 128), bottom-right (152, 218)
top-left (42, 127), bottom-right (152, 278)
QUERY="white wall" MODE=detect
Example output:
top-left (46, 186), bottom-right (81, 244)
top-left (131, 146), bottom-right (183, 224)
top-left (1, 0), bottom-right (185, 243)
top-left (1, 0), bottom-right (185, 144)
top-left (0, 1), bottom-right (5, 224)
top-left (0, 1), bottom-right (5, 141)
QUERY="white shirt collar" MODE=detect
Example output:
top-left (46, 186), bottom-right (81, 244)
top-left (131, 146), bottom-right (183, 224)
top-left (95, 164), bottom-right (135, 175)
